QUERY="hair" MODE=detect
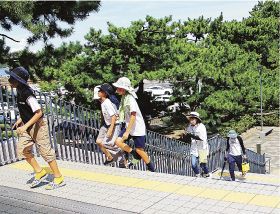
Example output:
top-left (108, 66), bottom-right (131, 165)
top-left (108, 94), bottom-right (120, 109)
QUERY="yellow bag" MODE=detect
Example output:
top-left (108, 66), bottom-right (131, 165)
top-left (242, 162), bottom-right (250, 173)
top-left (199, 150), bottom-right (208, 163)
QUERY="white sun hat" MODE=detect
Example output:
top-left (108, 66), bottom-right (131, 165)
top-left (93, 85), bottom-right (100, 100)
top-left (186, 111), bottom-right (202, 122)
top-left (113, 77), bottom-right (138, 98)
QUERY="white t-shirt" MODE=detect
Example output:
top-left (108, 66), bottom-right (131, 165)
top-left (101, 98), bottom-right (118, 126)
top-left (229, 138), bottom-right (242, 156)
top-left (26, 96), bottom-right (41, 112)
top-left (186, 123), bottom-right (208, 157)
top-left (123, 95), bottom-right (146, 136)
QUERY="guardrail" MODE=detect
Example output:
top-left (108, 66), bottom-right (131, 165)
top-left (0, 86), bottom-right (267, 175)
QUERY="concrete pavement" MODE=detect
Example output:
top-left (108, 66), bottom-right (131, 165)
top-left (242, 126), bottom-right (280, 175)
top-left (0, 158), bottom-right (279, 214)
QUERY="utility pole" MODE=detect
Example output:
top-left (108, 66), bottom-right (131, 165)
top-left (258, 65), bottom-right (263, 131)
top-left (257, 65), bottom-right (264, 154)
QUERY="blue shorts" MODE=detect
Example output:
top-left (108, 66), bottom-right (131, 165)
top-left (118, 127), bottom-right (146, 148)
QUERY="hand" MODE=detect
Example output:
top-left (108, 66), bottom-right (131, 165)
top-left (12, 120), bottom-right (22, 130)
top-left (106, 130), bottom-right (113, 138)
top-left (16, 125), bottom-right (27, 135)
top-left (122, 131), bottom-right (129, 141)
top-left (224, 156), bottom-right (227, 161)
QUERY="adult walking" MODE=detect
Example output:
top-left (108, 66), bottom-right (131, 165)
top-left (183, 112), bottom-right (210, 177)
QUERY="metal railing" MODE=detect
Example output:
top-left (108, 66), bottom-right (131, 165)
top-left (0, 86), bottom-right (267, 175)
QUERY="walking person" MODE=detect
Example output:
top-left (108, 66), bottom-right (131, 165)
top-left (182, 112), bottom-right (210, 177)
top-left (6, 67), bottom-right (64, 190)
top-left (225, 130), bottom-right (247, 181)
top-left (95, 83), bottom-right (123, 165)
top-left (113, 77), bottom-right (155, 172)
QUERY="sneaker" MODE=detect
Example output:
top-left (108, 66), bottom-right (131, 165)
top-left (195, 174), bottom-right (200, 178)
top-left (45, 176), bottom-right (65, 190)
top-left (103, 159), bottom-right (114, 166)
top-left (127, 161), bottom-right (134, 168)
top-left (202, 173), bottom-right (210, 178)
top-left (146, 162), bottom-right (155, 172)
top-left (30, 169), bottom-right (47, 188)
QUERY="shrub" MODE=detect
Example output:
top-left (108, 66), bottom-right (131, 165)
top-left (1, 131), bottom-right (17, 140)
top-left (0, 123), bottom-right (11, 130)
top-left (218, 115), bottom-right (256, 137)
top-left (255, 112), bottom-right (280, 126)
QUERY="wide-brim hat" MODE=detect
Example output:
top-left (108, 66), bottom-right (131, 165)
top-left (5, 67), bottom-right (29, 86)
top-left (113, 77), bottom-right (138, 98)
top-left (186, 111), bottom-right (202, 122)
top-left (228, 130), bottom-right (238, 138)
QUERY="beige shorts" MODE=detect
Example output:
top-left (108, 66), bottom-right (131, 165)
top-left (97, 124), bottom-right (121, 152)
top-left (17, 118), bottom-right (56, 162)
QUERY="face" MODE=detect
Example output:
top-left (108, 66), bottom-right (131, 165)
top-left (98, 89), bottom-right (106, 99)
top-left (8, 77), bottom-right (18, 88)
top-left (189, 117), bottom-right (198, 126)
top-left (116, 87), bottom-right (126, 95)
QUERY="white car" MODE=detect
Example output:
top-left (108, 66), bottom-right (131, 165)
top-left (145, 85), bottom-right (173, 96)
top-left (153, 95), bottom-right (171, 102)
top-left (167, 102), bottom-right (190, 112)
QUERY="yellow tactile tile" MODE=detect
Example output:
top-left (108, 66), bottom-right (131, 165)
top-left (223, 192), bottom-right (255, 204)
top-left (175, 185), bottom-right (206, 196)
top-left (249, 195), bottom-right (280, 207)
top-left (9, 161), bottom-right (280, 208)
top-left (133, 180), bottom-right (163, 190)
top-left (152, 182), bottom-right (183, 193)
top-left (216, 171), bottom-right (280, 184)
top-left (198, 188), bottom-right (230, 200)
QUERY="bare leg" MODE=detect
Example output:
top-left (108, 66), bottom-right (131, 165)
top-left (135, 148), bottom-right (150, 164)
top-left (97, 142), bottom-right (113, 160)
top-left (48, 160), bottom-right (62, 178)
top-left (25, 157), bottom-right (42, 173)
top-left (115, 137), bottom-right (132, 153)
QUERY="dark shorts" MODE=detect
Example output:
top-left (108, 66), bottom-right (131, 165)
top-left (118, 127), bottom-right (146, 148)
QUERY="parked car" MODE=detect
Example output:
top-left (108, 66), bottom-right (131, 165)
top-left (153, 95), bottom-right (171, 103)
top-left (167, 102), bottom-right (190, 112)
top-left (144, 85), bottom-right (173, 97)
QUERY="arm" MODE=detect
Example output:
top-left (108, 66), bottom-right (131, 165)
top-left (238, 136), bottom-right (246, 155)
top-left (181, 133), bottom-right (192, 144)
top-left (106, 115), bottom-right (117, 138)
top-left (12, 117), bottom-right (22, 130)
top-left (122, 112), bottom-right (136, 140)
top-left (16, 109), bottom-right (43, 135)
top-left (186, 133), bottom-right (202, 140)
top-left (226, 137), bottom-right (230, 152)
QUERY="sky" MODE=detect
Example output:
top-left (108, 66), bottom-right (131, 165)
top-left (3, 0), bottom-right (259, 52)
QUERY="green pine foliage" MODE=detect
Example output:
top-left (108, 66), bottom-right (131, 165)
top-left (1, 1), bottom-right (279, 134)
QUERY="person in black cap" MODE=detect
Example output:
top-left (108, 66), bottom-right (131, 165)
top-left (6, 67), bottom-right (65, 190)
top-left (95, 83), bottom-right (122, 165)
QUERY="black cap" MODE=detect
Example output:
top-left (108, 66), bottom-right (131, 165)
top-left (98, 83), bottom-right (114, 96)
top-left (5, 67), bottom-right (29, 86)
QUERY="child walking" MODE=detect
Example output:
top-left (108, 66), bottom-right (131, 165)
top-left (6, 67), bottom-right (64, 190)
top-left (95, 83), bottom-right (122, 165)
top-left (225, 130), bottom-right (247, 181)
top-left (113, 77), bottom-right (155, 172)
